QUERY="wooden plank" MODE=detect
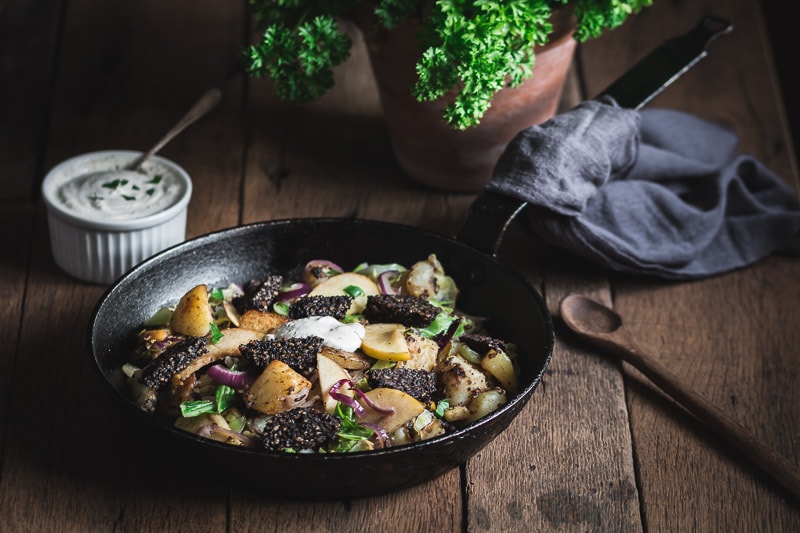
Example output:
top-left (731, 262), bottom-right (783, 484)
top-left (0, 0), bottom-right (244, 530)
top-left (0, 0), bottom-right (63, 200)
top-left (462, 64), bottom-right (642, 530)
top-left (578, 0), bottom-right (800, 528)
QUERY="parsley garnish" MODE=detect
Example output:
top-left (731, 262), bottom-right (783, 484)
top-left (209, 323), bottom-right (224, 343)
top-left (343, 285), bottom-right (364, 298)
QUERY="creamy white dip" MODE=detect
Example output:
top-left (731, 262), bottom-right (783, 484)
top-left (55, 159), bottom-right (184, 221)
top-left (274, 316), bottom-right (366, 352)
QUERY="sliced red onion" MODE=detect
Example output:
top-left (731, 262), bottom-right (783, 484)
top-left (206, 364), bottom-right (255, 389)
top-left (329, 379), bottom-right (397, 417)
top-left (278, 282), bottom-right (311, 302)
top-left (436, 318), bottom-right (462, 353)
top-left (304, 259), bottom-right (343, 274)
top-left (361, 422), bottom-right (392, 448)
top-left (377, 270), bottom-right (400, 295)
top-left (351, 387), bottom-right (396, 416)
top-left (197, 424), bottom-right (256, 447)
top-left (329, 379), bottom-right (365, 416)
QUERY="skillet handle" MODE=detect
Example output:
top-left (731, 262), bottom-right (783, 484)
top-left (457, 15), bottom-right (733, 257)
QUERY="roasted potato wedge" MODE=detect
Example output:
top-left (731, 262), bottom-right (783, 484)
top-left (170, 284), bottom-right (213, 337)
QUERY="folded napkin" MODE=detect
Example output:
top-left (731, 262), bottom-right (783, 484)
top-left (487, 98), bottom-right (800, 279)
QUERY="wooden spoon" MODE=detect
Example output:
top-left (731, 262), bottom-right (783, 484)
top-left (559, 293), bottom-right (800, 500)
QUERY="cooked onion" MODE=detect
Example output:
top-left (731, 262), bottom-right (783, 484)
top-left (197, 424), bottom-right (256, 447)
top-left (206, 364), bottom-right (255, 389)
top-left (437, 318), bottom-right (462, 353)
top-left (305, 259), bottom-right (343, 274)
top-left (329, 379), bottom-right (396, 416)
top-left (377, 270), bottom-right (400, 295)
top-left (329, 379), bottom-right (365, 416)
top-left (278, 282), bottom-right (311, 302)
top-left (361, 422), bottom-right (391, 448)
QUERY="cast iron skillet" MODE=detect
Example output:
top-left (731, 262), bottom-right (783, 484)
top-left (89, 17), bottom-right (730, 500)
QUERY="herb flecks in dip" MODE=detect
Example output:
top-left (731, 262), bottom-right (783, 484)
top-left (124, 255), bottom-right (520, 454)
top-left (56, 158), bottom-right (184, 221)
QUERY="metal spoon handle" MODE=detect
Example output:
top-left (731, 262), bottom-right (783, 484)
top-left (591, 330), bottom-right (800, 500)
top-left (128, 87), bottom-right (222, 171)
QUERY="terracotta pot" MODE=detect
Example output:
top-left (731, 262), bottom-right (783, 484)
top-left (364, 10), bottom-right (577, 192)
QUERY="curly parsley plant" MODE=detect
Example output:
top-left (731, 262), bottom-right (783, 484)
top-left (245, 0), bottom-right (653, 129)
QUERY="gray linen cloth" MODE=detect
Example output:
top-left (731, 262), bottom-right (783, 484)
top-left (487, 98), bottom-right (800, 279)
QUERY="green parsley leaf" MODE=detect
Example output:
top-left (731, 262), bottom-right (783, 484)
top-left (121, 194), bottom-right (136, 201)
top-left (209, 323), bottom-right (224, 343)
top-left (147, 174), bottom-right (163, 184)
top-left (342, 285), bottom-right (364, 298)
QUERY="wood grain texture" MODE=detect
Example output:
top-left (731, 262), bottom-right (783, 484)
top-left (579, 0), bottom-right (800, 528)
top-left (0, 0), bottom-right (63, 200)
top-left (1, 0), bottom-right (798, 530)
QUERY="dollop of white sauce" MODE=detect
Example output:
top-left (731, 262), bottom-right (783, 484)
top-left (274, 316), bottom-right (365, 352)
top-left (56, 162), bottom-right (183, 220)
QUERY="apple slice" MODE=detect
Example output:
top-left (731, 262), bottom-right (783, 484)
top-left (358, 387), bottom-right (425, 433)
top-left (170, 284), bottom-right (213, 337)
top-left (317, 353), bottom-right (352, 414)
top-left (361, 323), bottom-right (410, 361)
top-left (309, 272), bottom-right (380, 314)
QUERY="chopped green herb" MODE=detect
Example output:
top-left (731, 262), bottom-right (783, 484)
top-left (147, 174), bottom-right (163, 184)
top-left (209, 322), bottom-right (224, 343)
top-left (343, 285), bottom-right (364, 298)
top-left (88, 194), bottom-right (104, 202)
top-left (146, 188), bottom-right (156, 196)
top-left (121, 194), bottom-right (136, 201)
top-left (210, 288), bottom-right (225, 302)
top-left (132, 185), bottom-right (140, 191)
top-left (342, 314), bottom-right (362, 324)
top-left (180, 399), bottom-right (215, 418)
top-left (102, 179), bottom-right (121, 189)
top-left (215, 385), bottom-right (236, 412)
top-left (332, 403), bottom-right (374, 452)
top-left (434, 398), bottom-right (450, 418)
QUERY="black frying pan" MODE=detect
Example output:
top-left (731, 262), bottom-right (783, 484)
top-left (89, 17), bottom-right (731, 500)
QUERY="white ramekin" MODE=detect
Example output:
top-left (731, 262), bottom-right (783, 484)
top-left (41, 150), bottom-right (192, 285)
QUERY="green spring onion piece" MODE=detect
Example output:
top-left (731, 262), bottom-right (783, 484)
top-left (144, 307), bottom-right (173, 326)
top-left (215, 385), bottom-right (236, 413)
top-left (180, 400), bottom-right (215, 418)
top-left (434, 398), bottom-right (450, 418)
top-left (342, 285), bottom-right (364, 298)
top-left (209, 323), bottom-right (224, 343)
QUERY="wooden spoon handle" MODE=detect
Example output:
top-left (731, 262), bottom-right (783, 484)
top-left (128, 87), bottom-right (221, 171)
top-left (603, 336), bottom-right (800, 499)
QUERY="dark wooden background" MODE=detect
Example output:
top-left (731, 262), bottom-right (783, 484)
top-left (1, 0), bottom-right (798, 531)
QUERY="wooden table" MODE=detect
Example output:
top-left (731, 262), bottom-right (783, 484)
top-left (2, 0), bottom-right (798, 530)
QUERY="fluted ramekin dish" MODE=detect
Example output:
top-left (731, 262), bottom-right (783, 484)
top-left (41, 150), bottom-right (192, 285)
